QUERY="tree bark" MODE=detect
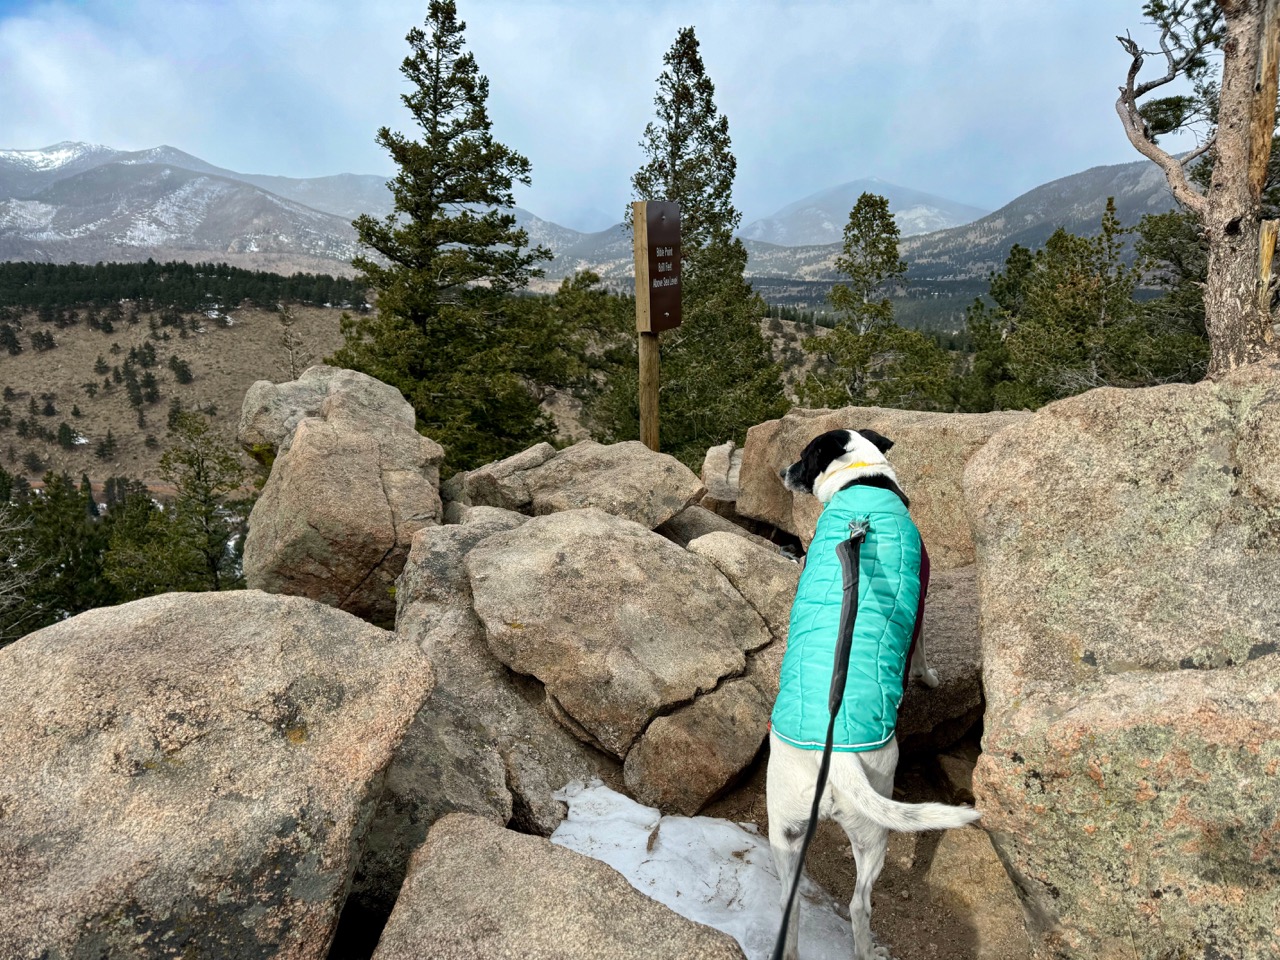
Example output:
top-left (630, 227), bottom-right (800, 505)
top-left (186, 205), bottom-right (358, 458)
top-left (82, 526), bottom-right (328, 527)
top-left (1201, 0), bottom-right (1280, 375)
top-left (1118, 0), bottom-right (1280, 376)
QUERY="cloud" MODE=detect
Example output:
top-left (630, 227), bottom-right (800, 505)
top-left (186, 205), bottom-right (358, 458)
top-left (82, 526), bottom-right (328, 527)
top-left (0, 0), bottom-right (1201, 230)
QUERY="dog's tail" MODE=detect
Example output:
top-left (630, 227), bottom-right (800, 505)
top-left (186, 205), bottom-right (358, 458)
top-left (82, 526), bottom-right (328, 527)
top-left (829, 751), bottom-right (981, 833)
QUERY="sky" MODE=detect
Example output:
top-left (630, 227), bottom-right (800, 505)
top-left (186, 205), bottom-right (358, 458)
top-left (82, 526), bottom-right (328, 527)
top-left (0, 0), bottom-right (1201, 231)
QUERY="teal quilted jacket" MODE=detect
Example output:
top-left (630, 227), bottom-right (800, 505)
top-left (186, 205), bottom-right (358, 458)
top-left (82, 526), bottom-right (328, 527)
top-left (771, 484), bottom-right (926, 752)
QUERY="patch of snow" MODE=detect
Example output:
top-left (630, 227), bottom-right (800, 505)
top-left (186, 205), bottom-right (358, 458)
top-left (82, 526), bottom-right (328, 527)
top-left (550, 780), bottom-right (853, 960)
top-left (0, 199), bottom-right (58, 231)
top-left (73, 435), bottom-right (89, 445)
top-left (0, 142), bottom-right (108, 171)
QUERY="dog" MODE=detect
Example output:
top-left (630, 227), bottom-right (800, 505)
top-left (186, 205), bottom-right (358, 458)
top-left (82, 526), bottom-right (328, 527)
top-left (767, 428), bottom-right (980, 960)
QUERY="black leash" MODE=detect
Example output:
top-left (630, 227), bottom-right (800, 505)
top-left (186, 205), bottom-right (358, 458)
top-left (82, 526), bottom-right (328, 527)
top-left (770, 520), bottom-right (867, 960)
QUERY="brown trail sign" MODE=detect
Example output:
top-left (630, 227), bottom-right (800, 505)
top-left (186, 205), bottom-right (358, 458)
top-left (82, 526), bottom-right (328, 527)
top-left (632, 200), bottom-right (681, 451)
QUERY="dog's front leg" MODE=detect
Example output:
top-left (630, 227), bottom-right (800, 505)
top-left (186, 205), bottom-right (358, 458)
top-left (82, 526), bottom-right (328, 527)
top-left (908, 625), bottom-right (940, 688)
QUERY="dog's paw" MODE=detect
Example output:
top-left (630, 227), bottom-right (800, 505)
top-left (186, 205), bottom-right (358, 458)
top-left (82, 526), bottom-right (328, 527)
top-left (912, 666), bottom-right (940, 688)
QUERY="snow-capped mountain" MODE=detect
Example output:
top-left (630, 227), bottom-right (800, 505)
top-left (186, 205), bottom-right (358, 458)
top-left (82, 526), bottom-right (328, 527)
top-left (0, 142), bottom-right (582, 270)
top-left (0, 142), bottom-right (1180, 317)
top-left (741, 178), bottom-right (989, 246)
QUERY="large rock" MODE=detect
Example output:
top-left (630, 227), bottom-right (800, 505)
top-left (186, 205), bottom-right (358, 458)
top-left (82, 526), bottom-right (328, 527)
top-left (623, 678), bottom-right (770, 816)
top-left (687, 531), bottom-right (800, 642)
top-left (466, 509), bottom-right (772, 758)
top-left (238, 363), bottom-right (417, 460)
top-left (241, 366), bottom-right (443, 625)
top-left (352, 508), bottom-right (613, 916)
top-left (967, 364), bottom-right (1280, 960)
top-left (737, 407), bottom-right (1028, 567)
top-left (371, 814), bottom-right (745, 960)
top-left (460, 439), bottom-right (704, 529)
top-left (0, 591), bottom-right (429, 960)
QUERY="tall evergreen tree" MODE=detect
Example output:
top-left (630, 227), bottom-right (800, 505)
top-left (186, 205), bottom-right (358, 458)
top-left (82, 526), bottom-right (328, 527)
top-left (800, 193), bottom-right (952, 409)
top-left (591, 26), bottom-right (784, 468)
top-left (330, 1), bottom-right (556, 470)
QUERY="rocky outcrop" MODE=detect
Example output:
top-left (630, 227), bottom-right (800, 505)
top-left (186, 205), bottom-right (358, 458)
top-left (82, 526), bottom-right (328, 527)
top-left (466, 509), bottom-right (772, 760)
top-left (371, 814), bottom-right (745, 960)
top-left (452, 439), bottom-right (704, 529)
top-left (737, 406), bottom-right (1028, 567)
top-left (238, 364), bottom-right (420, 460)
top-left (240, 365), bottom-right (443, 625)
top-left (0, 591), bottom-right (429, 960)
top-left (458, 509), bottom-right (783, 816)
top-left (967, 364), bottom-right (1280, 960)
top-left (353, 507), bottom-right (613, 917)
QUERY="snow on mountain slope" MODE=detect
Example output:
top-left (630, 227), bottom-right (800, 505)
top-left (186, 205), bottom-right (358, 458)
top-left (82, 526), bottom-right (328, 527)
top-left (0, 142), bottom-right (114, 171)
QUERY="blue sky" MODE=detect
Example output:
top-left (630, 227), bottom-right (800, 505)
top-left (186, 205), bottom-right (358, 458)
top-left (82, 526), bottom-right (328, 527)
top-left (0, 0), bottom-right (1199, 230)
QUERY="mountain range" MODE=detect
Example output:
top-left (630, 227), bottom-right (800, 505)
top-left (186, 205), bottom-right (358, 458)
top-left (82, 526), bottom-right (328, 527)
top-left (740, 177), bottom-right (988, 245)
top-left (0, 142), bottom-right (1180, 326)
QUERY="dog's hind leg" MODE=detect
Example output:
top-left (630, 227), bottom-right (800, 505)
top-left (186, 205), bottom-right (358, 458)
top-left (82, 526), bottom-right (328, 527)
top-left (768, 819), bottom-right (805, 960)
top-left (843, 823), bottom-right (891, 960)
top-left (832, 750), bottom-right (898, 960)
top-left (767, 738), bottom-right (811, 960)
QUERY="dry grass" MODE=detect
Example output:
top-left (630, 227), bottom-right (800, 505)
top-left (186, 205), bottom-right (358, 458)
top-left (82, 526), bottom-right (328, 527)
top-left (0, 305), bottom-right (347, 485)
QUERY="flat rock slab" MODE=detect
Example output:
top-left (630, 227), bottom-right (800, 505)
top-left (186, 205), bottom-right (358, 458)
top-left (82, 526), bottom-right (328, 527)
top-left (466, 508), bottom-right (771, 757)
top-left (737, 407), bottom-right (1027, 567)
top-left (462, 439), bottom-right (705, 529)
top-left (0, 591), bottom-right (430, 960)
top-left (967, 364), bottom-right (1280, 960)
top-left (371, 813), bottom-right (745, 960)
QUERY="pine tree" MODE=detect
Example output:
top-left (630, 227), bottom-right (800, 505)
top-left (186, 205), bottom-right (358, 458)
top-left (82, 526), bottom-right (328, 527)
top-left (591, 25), bottom-right (784, 467)
top-left (800, 193), bottom-right (952, 409)
top-left (957, 199), bottom-right (1204, 411)
top-left (156, 411), bottom-right (248, 591)
top-left (330, 1), bottom-right (555, 471)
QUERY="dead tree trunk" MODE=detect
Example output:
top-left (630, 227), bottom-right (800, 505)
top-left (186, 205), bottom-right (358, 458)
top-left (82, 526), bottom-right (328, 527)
top-left (1117, 0), bottom-right (1280, 377)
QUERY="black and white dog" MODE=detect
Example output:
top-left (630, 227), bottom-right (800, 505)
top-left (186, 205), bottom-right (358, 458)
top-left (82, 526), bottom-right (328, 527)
top-left (767, 428), bottom-right (980, 960)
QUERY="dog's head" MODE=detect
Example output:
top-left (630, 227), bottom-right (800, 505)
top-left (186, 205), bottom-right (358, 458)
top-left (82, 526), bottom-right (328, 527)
top-left (779, 428), bottom-right (897, 503)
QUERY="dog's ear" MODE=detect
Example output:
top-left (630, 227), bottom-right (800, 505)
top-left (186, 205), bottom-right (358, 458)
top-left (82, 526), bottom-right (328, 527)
top-left (857, 428), bottom-right (894, 454)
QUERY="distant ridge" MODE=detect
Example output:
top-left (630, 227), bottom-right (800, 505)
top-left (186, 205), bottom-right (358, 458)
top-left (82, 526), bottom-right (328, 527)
top-left (1, 142), bottom-right (1181, 325)
top-left (741, 177), bottom-right (989, 246)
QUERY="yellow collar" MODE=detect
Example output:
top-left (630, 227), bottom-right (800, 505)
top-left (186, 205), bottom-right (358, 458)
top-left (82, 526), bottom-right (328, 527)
top-left (825, 460), bottom-right (877, 478)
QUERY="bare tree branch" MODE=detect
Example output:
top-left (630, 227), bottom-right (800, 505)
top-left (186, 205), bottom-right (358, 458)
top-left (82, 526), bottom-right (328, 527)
top-left (1115, 21), bottom-right (1213, 217)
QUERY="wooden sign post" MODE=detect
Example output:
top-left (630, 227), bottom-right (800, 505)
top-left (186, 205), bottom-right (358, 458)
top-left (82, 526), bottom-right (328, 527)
top-left (632, 200), bottom-right (681, 451)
